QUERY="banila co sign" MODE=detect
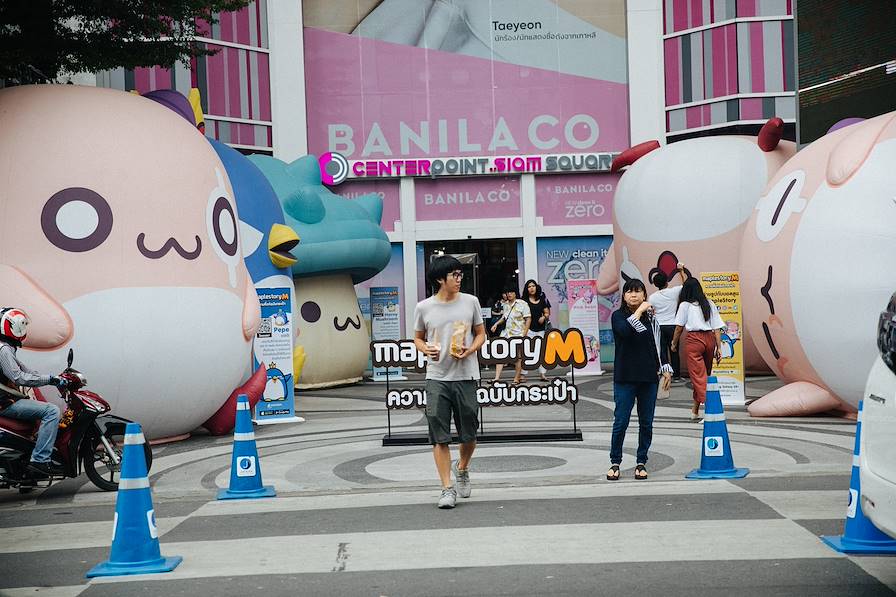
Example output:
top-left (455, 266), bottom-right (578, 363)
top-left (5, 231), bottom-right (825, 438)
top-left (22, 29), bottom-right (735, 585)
top-left (319, 152), bottom-right (618, 185)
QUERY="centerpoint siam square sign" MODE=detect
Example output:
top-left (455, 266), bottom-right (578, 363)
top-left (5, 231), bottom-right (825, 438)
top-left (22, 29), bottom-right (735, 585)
top-left (320, 152), bottom-right (618, 184)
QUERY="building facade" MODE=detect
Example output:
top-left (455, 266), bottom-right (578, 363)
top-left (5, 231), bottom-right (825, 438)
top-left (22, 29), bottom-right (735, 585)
top-left (95, 0), bottom-right (800, 363)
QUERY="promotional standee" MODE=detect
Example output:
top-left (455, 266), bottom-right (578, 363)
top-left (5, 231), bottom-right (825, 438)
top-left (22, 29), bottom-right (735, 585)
top-left (371, 329), bottom-right (590, 445)
top-left (253, 288), bottom-right (302, 424)
top-left (371, 287), bottom-right (406, 381)
top-left (566, 279), bottom-right (603, 375)
top-left (699, 272), bottom-right (745, 405)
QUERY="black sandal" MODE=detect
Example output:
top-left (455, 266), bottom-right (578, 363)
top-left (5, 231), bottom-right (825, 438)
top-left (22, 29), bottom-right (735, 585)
top-left (606, 465), bottom-right (620, 481)
top-left (634, 464), bottom-right (648, 480)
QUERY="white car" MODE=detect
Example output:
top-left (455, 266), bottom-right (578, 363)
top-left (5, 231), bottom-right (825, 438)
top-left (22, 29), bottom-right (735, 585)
top-left (860, 293), bottom-right (896, 538)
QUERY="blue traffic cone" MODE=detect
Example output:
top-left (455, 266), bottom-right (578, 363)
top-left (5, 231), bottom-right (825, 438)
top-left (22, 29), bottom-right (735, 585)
top-left (217, 394), bottom-right (276, 500)
top-left (821, 401), bottom-right (896, 554)
top-left (685, 376), bottom-right (749, 479)
top-left (86, 423), bottom-right (182, 578)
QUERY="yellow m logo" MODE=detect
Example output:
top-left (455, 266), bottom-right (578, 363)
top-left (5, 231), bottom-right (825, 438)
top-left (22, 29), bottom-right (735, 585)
top-left (543, 328), bottom-right (587, 368)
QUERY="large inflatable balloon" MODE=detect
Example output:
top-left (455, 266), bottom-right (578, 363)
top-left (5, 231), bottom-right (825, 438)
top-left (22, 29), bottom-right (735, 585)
top-left (250, 155), bottom-right (390, 388)
top-left (0, 85), bottom-right (260, 439)
top-left (599, 119), bottom-right (796, 373)
top-left (741, 112), bottom-right (896, 416)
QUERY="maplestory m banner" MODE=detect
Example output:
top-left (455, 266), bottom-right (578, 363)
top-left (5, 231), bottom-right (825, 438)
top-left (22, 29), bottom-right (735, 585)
top-left (303, 0), bottom-right (629, 160)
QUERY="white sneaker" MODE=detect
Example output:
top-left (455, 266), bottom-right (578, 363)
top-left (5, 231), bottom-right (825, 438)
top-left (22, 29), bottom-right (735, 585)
top-left (438, 487), bottom-right (457, 509)
top-left (452, 460), bottom-right (471, 498)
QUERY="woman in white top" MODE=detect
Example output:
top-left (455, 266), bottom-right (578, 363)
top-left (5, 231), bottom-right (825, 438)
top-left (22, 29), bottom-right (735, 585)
top-left (670, 278), bottom-right (725, 420)
top-left (648, 262), bottom-right (688, 381)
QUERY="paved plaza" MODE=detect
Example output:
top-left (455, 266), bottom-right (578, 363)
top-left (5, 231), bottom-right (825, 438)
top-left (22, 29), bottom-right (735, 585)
top-left (1, 373), bottom-right (894, 596)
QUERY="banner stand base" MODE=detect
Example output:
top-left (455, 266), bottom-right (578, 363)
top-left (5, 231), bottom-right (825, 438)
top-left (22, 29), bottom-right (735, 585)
top-left (253, 416), bottom-right (305, 425)
top-left (566, 371), bottom-right (604, 377)
top-left (383, 429), bottom-right (582, 446)
top-left (374, 376), bottom-right (407, 382)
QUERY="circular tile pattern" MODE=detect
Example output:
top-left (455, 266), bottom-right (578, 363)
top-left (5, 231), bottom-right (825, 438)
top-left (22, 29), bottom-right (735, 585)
top-left (468, 455), bottom-right (567, 473)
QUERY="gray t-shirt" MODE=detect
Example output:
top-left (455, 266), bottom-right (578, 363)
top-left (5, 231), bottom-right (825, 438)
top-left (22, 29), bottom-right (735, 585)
top-left (414, 293), bottom-right (484, 381)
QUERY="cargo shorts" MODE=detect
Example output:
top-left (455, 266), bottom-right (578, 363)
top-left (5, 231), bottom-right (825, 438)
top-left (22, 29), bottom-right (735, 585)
top-left (424, 379), bottom-right (479, 445)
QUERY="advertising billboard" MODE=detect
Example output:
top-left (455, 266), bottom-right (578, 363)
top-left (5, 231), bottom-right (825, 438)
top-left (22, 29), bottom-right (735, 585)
top-left (303, 0), bottom-right (629, 160)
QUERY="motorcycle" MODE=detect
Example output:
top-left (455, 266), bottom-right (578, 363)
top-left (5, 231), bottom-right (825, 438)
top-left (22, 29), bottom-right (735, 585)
top-left (0, 349), bottom-right (152, 493)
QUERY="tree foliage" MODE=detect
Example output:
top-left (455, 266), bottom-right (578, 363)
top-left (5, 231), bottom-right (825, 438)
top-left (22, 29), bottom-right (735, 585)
top-left (0, 0), bottom-right (251, 84)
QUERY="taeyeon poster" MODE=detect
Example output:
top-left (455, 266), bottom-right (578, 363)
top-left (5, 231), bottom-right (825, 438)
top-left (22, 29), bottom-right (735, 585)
top-left (302, 0), bottom-right (629, 160)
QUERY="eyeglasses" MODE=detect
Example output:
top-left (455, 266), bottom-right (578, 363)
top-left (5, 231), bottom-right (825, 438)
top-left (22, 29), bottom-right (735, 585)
top-left (450, 271), bottom-right (464, 280)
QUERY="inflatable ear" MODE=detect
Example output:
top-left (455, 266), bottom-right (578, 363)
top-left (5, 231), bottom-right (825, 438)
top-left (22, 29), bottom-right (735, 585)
top-left (353, 193), bottom-right (384, 224)
top-left (827, 112), bottom-right (896, 186)
top-left (610, 140), bottom-right (660, 172)
top-left (757, 117), bottom-right (784, 152)
top-left (281, 188), bottom-right (325, 224)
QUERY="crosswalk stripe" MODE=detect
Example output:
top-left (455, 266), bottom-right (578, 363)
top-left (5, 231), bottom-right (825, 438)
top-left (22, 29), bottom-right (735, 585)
top-left (192, 479), bottom-right (744, 518)
top-left (0, 517), bottom-right (187, 554)
top-left (750, 490), bottom-right (846, 520)
top-left (89, 518), bottom-right (838, 584)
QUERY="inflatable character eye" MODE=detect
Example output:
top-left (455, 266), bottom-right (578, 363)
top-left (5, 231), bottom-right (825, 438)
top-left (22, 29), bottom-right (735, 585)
top-left (300, 301), bottom-right (321, 323)
top-left (211, 196), bottom-right (238, 257)
top-left (41, 187), bottom-right (114, 252)
top-left (754, 172), bottom-right (806, 242)
top-left (206, 168), bottom-right (240, 287)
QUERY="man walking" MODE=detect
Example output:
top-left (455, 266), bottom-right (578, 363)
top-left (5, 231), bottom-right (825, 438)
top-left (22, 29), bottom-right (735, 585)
top-left (414, 256), bottom-right (486, 509)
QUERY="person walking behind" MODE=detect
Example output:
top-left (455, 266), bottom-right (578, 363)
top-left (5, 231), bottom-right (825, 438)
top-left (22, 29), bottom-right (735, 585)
top-left (607, 279), bottom-right (672, 481)
top-left (670, 278), bottom-right (725, 421)
top-left (648, 263), bottom-right (689, 383)
top-left (489, 284), bottom-right (530, 385)
top-left (523, 279), bottom-right (551, 382)
top-left (489, 292), bottom-right (507, 338)
top-left (414, 256), bottom-right (486, 509)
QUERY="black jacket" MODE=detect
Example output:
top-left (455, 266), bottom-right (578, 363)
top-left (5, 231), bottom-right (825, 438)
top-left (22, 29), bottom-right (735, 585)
top-left (611, 308), bottom-right (667, 383)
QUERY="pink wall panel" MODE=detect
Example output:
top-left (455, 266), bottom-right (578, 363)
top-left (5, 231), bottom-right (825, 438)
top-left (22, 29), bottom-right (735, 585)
top-left (665, 38), bottom-right (682, 104)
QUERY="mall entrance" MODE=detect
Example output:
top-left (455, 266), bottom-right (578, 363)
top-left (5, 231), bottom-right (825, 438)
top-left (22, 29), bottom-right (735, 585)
top-left (421, 239), bottom-right (520, 309)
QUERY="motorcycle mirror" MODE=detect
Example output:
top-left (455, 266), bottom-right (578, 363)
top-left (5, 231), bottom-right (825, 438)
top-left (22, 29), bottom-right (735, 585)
top-left (67, 349), bottom-right (73, 368)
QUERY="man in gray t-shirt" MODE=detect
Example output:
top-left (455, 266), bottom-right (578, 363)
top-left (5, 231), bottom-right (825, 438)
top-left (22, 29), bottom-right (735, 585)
top-left (413, 256), bottom-right (486, 509)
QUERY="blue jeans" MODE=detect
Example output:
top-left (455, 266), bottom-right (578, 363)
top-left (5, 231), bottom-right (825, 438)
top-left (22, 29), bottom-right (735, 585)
top-left (610, 381), bottom-right (658, 465)
top-left (0, 399), bottom-right (61, 463)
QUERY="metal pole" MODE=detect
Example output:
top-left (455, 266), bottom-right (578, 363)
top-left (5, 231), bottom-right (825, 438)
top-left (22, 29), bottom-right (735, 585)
top-left (385, 367), bottom-right (391, 438)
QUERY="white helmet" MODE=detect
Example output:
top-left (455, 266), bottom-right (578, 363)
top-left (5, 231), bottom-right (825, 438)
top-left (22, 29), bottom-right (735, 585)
top-left (0, 308), bottom-right (29, 342)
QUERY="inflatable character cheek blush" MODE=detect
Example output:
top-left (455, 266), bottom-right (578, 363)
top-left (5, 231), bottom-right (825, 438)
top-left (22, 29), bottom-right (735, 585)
top-left (741, 112), bottom-right (896, 416)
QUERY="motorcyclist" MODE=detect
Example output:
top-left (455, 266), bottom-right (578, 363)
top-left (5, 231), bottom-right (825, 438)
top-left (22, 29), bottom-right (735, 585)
top-left (0, 308), bottom-right (68, 477)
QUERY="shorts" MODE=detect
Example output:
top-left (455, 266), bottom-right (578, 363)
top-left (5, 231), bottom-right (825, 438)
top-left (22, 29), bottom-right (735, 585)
top-left (424, 379), bottom-right (479, 445)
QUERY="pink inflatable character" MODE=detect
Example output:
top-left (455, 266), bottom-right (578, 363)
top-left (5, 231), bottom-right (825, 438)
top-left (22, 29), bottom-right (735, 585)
top-left (601, 119), bottom-right (796, 372)
top-left (741, 112), bottom-right (896, 416)
top-left (0, 85), bottom-right (260, 439)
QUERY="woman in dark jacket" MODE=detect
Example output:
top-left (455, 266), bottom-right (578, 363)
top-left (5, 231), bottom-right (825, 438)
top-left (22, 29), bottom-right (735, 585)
top-left (607, 278), bottom-right (672, 481)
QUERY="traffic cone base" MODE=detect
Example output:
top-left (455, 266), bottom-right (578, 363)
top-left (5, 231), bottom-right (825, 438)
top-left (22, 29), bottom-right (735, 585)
top-left (87, 555), bottom-right (183, 578)
top-left (685, 467), bottom-right (749, 480)
top-left (820, 400), bottom-right (896, 555)
top-left (685, 376), bottom-right (749, 480)
top-left (821, 534), bottom-right (896, 555)
top-left (86, 423), bottom-right (182, 578)
top-left (217, 485), bottom-right (276, 500)
top-left (217, 394), bottom-right (276, 501)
